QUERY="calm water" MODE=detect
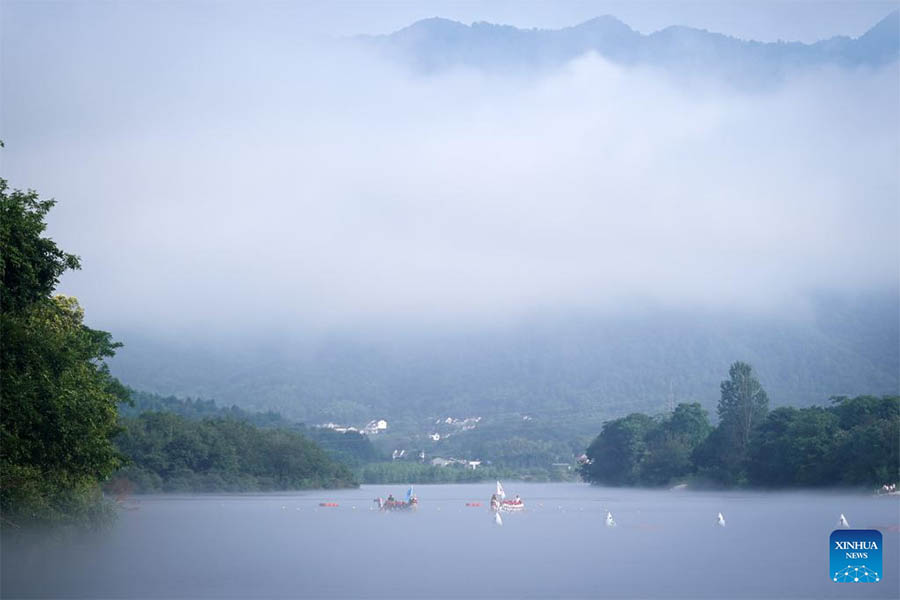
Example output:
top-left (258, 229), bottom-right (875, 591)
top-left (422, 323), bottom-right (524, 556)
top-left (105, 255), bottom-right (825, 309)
top-left (2, 483), bottom-right (898, 599)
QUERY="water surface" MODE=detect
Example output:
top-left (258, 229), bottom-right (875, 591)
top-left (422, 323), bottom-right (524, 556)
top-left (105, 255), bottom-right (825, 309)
top-left (3, 483), bottom-right (898, 598)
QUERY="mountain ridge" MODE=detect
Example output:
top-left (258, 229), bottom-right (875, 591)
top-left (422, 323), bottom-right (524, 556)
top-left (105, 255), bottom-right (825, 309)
top-left (357, 10), bottom-right (900, 78)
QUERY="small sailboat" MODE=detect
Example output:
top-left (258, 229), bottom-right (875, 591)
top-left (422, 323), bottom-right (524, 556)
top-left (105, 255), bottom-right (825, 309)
top-left (717, 512), bottom-right (726, 527)
top-left (605, 511), bottom-right (616, 527)
top-left (838, 513), bottom-right (850, 528)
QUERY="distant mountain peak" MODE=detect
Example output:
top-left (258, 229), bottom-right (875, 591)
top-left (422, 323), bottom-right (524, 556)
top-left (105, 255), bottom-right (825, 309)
top-left (360, 11), bottom-right (899, 78)
top-left (572, 15), bottom-right (631, 29)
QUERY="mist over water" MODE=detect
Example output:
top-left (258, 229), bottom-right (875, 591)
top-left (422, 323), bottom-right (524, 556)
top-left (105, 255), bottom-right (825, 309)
top-left (3, 484), bottom-right (898, 599)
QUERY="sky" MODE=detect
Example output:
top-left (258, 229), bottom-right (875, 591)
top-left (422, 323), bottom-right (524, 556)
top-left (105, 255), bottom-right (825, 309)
top-left (1, 0), bottom-right (898, 337)
top-left (284, 0), bottom-right (898, 41)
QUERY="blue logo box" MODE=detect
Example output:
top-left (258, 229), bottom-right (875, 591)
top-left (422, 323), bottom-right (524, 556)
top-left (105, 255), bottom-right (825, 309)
top-left (830, 529), bottom-right (882, 583)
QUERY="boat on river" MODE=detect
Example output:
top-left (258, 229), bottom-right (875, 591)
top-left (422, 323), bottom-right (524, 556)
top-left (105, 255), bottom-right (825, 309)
top-left (375, 486), bottom-right (418, 512)
top-left (490, 481), bottom-right (525, 512)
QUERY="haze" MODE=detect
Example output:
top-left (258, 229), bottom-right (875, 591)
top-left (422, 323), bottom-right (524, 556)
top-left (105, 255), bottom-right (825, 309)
top-left (1, 1), bottom-right (897, 337)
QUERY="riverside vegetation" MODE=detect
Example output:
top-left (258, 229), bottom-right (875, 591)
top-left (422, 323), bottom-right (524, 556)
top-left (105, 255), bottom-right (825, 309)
top-left (580, 362), bottom-right (899, 489)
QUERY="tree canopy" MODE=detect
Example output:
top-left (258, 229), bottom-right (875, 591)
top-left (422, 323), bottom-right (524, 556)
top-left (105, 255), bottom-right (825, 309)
top-left (693, 361), bottom-right (769, 484)
top-left (1, 178), bottom-right (127, 528)
top-left (113, 412), bottom-right (357, 492)
top-left (580, 360), bottom-right (898, 489)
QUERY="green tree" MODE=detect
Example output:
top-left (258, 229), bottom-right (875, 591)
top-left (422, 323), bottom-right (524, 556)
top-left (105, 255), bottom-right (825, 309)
top-left (114, 413), bottom-right (357, 492)
top-left (1, 177), bottom-right (127, 528)
top-left (0, 181), bottom-right (81, 310)
top-left (581, 413), bottom-right (656, 485)
top-left (746, 407), bottom-right (840, 487)
top-left (695, 361), bottom-right (768, 484)
top-left (641, 403), bottom-right (712, 485)
top-left (719, 361), bottom-right (769, 448)
top-left (827, 396), bottom-right (899, 486)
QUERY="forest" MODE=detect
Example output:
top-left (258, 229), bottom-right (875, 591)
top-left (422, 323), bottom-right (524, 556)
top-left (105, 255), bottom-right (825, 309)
top-left (114, 413), bottom-right (356, 493)
top-left (581, 361), bottom-right (899, 488)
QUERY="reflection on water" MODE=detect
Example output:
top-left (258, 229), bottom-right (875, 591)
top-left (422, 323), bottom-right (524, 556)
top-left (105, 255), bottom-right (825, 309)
top-left (2, 483), bottom-right (898, 598)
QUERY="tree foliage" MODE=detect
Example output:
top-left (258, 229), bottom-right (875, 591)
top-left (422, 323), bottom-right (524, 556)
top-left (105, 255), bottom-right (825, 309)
top-left (1, 178), bottom-right (127, 528)
top-left (114, 412), bottom-right (358, 492)
top-left (122, 390), bottom-right (381, 467)
top-left (0, 181), bottom-right (80, 312)
top-left (694, 361), bottom-right (769, 484)
top-left (580, 385), bottom-right (898, 488)
top-left (581, 412), bottom-right (657, 485)
top-left (746, 396), bottom-right (899, 487)
top-left (641, 403), bottom-right (713, 486)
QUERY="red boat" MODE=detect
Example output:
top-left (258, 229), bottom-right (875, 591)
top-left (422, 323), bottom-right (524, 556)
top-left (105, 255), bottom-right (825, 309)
top-left (490, 481), bottom-right (525, 512)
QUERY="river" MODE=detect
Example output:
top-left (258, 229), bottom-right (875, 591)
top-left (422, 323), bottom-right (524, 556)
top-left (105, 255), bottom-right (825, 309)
top-left (2, 483), bottom-right (898, 598)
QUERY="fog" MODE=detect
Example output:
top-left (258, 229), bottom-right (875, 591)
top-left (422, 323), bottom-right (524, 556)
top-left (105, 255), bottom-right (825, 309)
top-left (3, 484), bottom-right (898, 598)
top-left (2, 2), bottom-right (898, 339)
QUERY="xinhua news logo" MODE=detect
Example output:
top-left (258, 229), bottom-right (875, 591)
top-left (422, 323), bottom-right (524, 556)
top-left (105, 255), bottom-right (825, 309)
top-left (830, 529), bottom-right (882, 583)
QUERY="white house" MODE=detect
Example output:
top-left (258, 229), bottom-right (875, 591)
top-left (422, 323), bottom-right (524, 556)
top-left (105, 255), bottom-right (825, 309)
top-left (362, 419), bottom-right (389, 435)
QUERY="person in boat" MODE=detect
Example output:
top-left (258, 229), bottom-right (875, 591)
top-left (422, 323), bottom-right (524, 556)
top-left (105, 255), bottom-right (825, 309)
top-left (514, 495), bottom-right (521, 503)
top-left (387, 494), bottom-right (395, 503)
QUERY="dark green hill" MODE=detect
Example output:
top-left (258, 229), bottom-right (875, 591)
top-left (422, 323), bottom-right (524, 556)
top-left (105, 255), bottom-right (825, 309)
top-left (114, 412), bottom-right (358, 493)
top-left (109, 292), bottom-right (899, 431)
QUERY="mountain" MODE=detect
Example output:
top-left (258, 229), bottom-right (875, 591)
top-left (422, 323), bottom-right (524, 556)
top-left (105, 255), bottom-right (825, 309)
top-left (108, 292), bottom-right (899, 432)
top-left (358, 11), bottom-right (900, 80)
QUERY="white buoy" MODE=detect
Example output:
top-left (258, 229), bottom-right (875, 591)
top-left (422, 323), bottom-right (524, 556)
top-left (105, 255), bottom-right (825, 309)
top-left (717, 512), bottom-right (726, 527)
top-left (606, 511), bottom-right (616, 527)
top-left (495, 511), bottom-right (503, 527)
top-left (839, 514), bottom-right (850, 528)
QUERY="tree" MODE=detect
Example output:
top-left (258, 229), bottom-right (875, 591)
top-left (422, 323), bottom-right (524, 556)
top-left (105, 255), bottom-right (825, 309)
top-left (581, 413), bottom-right (656, 485)
top-left (1, 177), bottom-right (127, 528)
top-left (827, 396), bottom-right (899, 486)
top-left (694, 361), bottom-right (769, 485)
top-left (641, 403), bottom-right (712, 486)
top-left (0, 181), bottom-right (80, 311)
top-left (746, 407), bottom-right (840, 487)
top-left (719, 361), bottom-right (769, 448)
top-left (114, 413), bottom-right (357, 492)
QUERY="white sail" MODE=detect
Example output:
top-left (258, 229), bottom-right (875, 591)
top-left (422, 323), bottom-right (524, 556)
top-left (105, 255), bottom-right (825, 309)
top-left (606, 511), bottom-right (616, 527)
top-left (496, 481), bottom-right (506, 500)
top-left (717, 512), bottom-right (726, 527)
top-left (839, 513), bottom-right (850, 528)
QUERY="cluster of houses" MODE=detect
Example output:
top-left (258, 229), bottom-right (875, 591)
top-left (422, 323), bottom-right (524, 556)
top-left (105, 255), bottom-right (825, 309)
top-left (389, 449), bottom-right (482, 469)
top-left (432, 416), bottom-right (481, 429)
top-left (430, 457), bottom-right (482, 469)
top-left (316, 419), bottom-right (388, 435)
top-left (427, 416), bottom-right (481, 442)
